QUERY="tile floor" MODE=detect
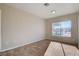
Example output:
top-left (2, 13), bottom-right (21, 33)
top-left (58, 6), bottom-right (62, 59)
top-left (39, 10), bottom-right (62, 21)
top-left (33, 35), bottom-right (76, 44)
top-left (0, 39), bottom-right (79, 56)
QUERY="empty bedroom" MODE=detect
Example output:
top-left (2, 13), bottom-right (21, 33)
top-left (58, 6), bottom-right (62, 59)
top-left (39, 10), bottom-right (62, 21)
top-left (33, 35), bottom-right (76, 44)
top-left (0, 3), bottom-right (79, 56)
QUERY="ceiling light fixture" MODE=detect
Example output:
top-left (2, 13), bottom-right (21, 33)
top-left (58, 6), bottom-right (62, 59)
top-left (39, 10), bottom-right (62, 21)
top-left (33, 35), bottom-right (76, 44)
top-left (44, 3), bottom-right (56, 14)
top-left (44, 3), bottom-right (50, 7)
top-left (51, 10), bottom-right (56, 14)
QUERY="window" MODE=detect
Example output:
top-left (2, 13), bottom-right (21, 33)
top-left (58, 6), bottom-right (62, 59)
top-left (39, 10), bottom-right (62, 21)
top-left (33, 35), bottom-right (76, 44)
top-left (52, 20), bottom-right (71, 37)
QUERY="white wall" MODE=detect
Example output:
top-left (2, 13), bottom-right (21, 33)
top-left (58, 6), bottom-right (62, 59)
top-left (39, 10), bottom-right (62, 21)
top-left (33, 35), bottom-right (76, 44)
top-left (0, 9), bottom-right (1, 50)
top-left (0, 5), bottom-right (45, 51)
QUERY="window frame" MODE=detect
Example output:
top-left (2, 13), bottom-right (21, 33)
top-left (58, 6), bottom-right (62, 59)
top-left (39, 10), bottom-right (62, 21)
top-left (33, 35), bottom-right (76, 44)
top-left (52, 20), bottom-right (72, 37)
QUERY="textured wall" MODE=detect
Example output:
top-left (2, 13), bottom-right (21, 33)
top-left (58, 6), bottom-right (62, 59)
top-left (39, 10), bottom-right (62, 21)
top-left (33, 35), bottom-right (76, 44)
top-left (45, 13), bottom-right (78, 45)
top-left (0, 4), bottom-right (45, 50)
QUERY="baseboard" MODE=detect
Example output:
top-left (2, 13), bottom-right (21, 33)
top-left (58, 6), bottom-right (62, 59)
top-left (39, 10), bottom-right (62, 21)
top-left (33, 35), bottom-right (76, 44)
top-left (0, 39), bottom-right (44, 52)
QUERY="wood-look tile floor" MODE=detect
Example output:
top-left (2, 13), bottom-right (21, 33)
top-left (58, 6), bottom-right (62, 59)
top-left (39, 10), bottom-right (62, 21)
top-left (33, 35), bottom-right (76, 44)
top-left (0, 39), bottom-right (79, 56)
top-left (44, 42), bottom-right (79, 56)
top-left (0, 39), bottom-right (51, 56)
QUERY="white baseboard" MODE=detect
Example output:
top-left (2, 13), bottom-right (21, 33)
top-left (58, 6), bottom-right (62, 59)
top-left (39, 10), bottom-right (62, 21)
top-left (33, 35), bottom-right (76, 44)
top-left (0, 39), bottom-right (44, 52)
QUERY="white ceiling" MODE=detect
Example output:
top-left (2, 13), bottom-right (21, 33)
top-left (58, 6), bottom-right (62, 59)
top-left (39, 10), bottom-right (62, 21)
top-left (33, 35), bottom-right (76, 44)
top-left (5, 3), bottom-right (79, 19)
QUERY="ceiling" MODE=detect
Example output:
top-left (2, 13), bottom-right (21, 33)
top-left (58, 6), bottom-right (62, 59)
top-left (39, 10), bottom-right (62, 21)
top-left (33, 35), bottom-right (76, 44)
top-left (5, 3), bottom-right (79, 19)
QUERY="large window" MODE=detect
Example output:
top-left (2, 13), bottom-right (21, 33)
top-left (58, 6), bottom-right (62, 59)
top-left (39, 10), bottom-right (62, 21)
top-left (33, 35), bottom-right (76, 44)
top-left (52, 20), bottom-right (71, 37)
